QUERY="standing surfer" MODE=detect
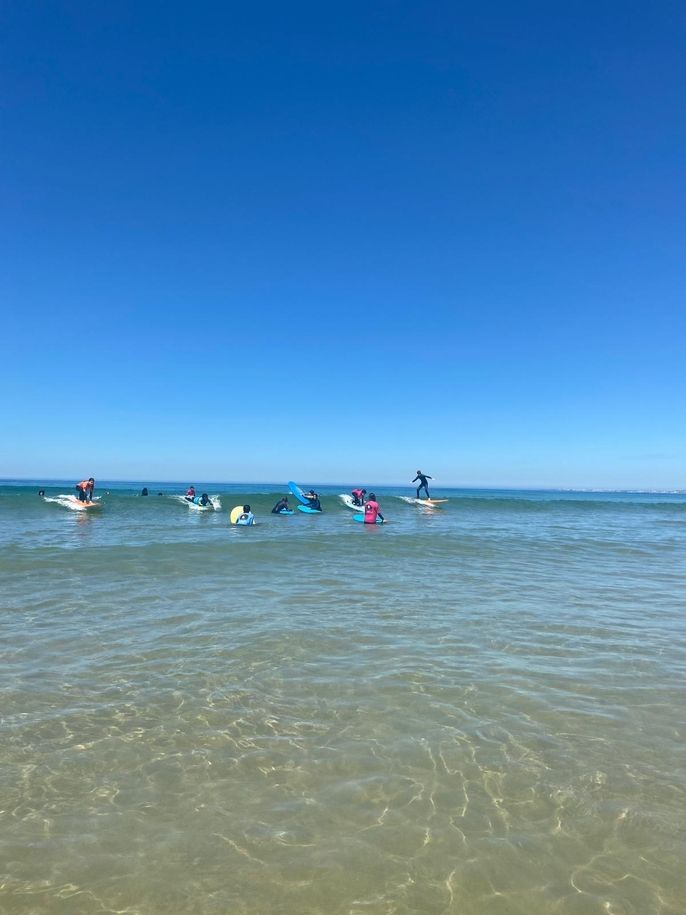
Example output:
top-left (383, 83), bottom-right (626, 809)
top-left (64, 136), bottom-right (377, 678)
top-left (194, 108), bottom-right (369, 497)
top-left (351, 487), bottom-right (366, 506)
top-left (412, 470), bottom-right (432, 500)
top-left (76, 477), bottom-right (95, 502)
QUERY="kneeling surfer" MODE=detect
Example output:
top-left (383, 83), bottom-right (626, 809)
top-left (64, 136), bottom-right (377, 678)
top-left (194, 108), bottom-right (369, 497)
top-left (272, 496), bottom-right (290, 514)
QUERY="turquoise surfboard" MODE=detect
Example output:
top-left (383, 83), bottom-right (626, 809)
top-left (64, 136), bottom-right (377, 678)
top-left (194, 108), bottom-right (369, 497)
top-left (297, 505), bottom-right (322, 513)
top-left (288, 481), bottom-right (310, 505)
top-left (353, 513), bottom-right (384, 524)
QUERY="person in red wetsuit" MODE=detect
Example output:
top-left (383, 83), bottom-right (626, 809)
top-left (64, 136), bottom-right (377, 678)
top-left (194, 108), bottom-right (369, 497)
top-left (351, 488), bottom-right (366, 506)
top-left (363, 493), bottom-right (384, 524)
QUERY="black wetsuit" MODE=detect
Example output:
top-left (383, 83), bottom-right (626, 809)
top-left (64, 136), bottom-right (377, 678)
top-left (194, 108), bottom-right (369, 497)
top-left (412, 474), bottom-right (432, 499)
top-left (271, 498), bottom-right (290, 514)
top-left (306, 496), bottom-right (321, 511)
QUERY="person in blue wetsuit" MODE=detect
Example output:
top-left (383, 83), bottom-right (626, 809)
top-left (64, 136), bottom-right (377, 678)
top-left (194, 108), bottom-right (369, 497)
top-left (412, 470), bottom-right (432, 500)
top-left (271, 497), bottom-right (290, 514)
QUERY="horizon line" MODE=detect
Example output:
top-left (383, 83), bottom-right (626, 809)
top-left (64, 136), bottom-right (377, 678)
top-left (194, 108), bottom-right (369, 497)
top-left (1, 477), bottom-right (685, 495)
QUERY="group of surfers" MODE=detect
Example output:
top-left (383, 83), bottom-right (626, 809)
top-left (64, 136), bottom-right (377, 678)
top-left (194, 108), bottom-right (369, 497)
top-left (63, 469), bottom-right (434, 525)
top-left (184, 486), bottom-right (213, 507)
top-left (270, 490), bottom-right (383, 523)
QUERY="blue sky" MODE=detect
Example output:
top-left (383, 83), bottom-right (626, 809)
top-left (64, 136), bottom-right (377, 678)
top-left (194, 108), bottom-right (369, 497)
top-left (2, 1), bottom-right (684, 487)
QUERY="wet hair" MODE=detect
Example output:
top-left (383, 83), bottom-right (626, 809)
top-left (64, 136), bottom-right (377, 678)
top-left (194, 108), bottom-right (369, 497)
top-left (88, 478), bottom-right (95, 483)
top-left (38, 490), bottom-right (45, 497)
top-left (243, 504), bottom-right (250, 511)
top-left (368, 493), bottom-right (376, 501)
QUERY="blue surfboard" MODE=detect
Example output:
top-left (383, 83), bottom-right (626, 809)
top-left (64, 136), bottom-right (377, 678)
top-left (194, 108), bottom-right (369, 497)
top-left (353, 513), bottom-right (384, 524)
top-left (297, 505), bottom-right (322, 513)
top-left (288, 481), bottom-right (310, 505)
top-left (275, 509), bottom-right (294, 515)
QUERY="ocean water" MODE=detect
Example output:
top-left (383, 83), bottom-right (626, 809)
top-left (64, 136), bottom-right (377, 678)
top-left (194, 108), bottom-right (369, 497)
top-left (1, 481), bottom-right (684, 915)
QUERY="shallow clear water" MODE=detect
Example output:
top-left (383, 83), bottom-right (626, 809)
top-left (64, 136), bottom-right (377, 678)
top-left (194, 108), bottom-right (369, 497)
top-left (1, 482), bottom-right (685, 914)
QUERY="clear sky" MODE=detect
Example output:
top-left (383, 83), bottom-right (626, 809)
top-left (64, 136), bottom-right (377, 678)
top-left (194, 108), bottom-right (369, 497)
top-left (2, 1), bottom-right (684, 488)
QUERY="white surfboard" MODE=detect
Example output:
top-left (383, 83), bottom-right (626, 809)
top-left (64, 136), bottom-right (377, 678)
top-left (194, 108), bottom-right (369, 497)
top-left (339, 494), bottom-right (365, 511)
top-left (46, 495), bottom-right (102, 511)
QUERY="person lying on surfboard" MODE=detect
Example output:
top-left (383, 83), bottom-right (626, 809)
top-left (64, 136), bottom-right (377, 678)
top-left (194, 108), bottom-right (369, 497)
top-left (271, 497), bottom-right (291, 514)
top-left (351, 488), bottom-right (366, 506)
top-left (305, 490), bottom-right (321, 511)
top-left (412, 471), bottom-right (432, 500)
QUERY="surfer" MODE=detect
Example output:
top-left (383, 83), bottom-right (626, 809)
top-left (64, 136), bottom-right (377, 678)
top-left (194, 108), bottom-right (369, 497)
top-left (185, 486), bottom-right (196, 502)
top-left (271, 496), bottom-right (290, 514)
top-left (76, 478), bottom-right (95, 502)
top-left (237, 505), bottom-right (255, 525)
top-left (412, 471), bottom-right (432, 500)
top-left (305, 490), bottom-right (321, 511)
top-left (141, 487), bottom-right (149, 496)
top-left (363, 493), bottom-right (384, 524)
top-left (198, 493), bottom-right (211, 507)
top-left (351, 487), bottom-right (366, 506)
top-left (38, 489), bottom-right (45, 497)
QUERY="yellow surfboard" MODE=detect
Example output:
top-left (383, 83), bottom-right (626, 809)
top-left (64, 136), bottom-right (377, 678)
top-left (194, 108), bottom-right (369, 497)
top-left (230, 505), bottom-right (244, 525)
